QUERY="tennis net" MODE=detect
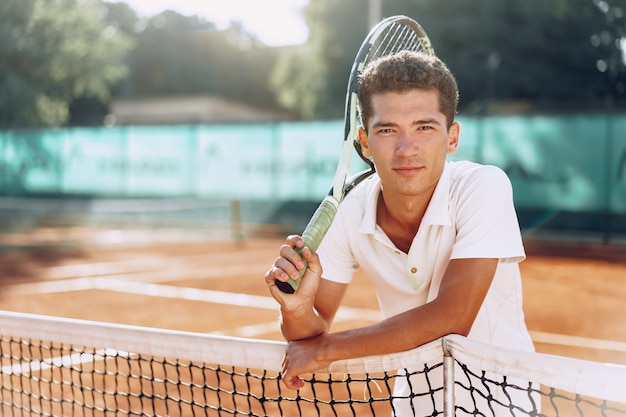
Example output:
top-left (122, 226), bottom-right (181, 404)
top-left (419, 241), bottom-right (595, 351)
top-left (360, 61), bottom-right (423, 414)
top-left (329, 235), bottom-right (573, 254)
top-left (0, 197), bottom-right (244, 246)
top-left (1, 310), bottom-right (625, 417)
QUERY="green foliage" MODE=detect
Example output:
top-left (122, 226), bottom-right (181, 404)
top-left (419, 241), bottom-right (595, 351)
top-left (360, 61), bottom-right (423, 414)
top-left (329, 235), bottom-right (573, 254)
top-left (0, 0), bottom-right (134, 128)
top-left (113, 10), bottom-right (280, 107)
top-left (7, 0), bottom-right (623, 126)
top-left (273, 0), bottom-right (626, 118)
top-left (272, 0), bottom-right (369, 119)
top-left (404, 0), bottom-right (626, 111)
top-left (271, 50), bottom-right (318, 119)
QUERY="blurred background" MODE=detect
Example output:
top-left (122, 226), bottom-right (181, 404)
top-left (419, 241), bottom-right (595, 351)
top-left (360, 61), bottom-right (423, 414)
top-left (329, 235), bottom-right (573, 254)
top-left (1, 0), bottom-right (625, 248)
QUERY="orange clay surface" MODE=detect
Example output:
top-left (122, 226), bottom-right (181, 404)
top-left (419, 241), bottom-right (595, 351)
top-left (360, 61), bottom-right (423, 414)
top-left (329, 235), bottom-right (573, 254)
top-left (0, 227), bottom-right (625, 366)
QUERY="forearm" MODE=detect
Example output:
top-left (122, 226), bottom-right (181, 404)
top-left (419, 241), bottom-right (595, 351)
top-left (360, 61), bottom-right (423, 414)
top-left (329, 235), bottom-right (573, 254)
top-left (315, 309), bottom-right (432, 361)
top-left (280, 303), bottom-right (329, 341)
top-left (280, 259), bottom-right (496, 391)
top-left (312, 296), bottom-right (475, 363)
top-left (316, 258), bottom-right (495, 362)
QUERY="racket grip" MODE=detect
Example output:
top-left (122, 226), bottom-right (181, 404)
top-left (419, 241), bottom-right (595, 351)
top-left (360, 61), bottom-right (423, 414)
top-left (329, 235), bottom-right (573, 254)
top-left (275, 196), bottom-right (339, 293)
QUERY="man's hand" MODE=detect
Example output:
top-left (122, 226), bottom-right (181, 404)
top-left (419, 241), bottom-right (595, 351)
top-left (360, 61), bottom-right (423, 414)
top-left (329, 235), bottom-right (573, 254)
top-left (264, 235), bottom-right (323, 310)
top-left (281, 334), bottom-right (331, 390)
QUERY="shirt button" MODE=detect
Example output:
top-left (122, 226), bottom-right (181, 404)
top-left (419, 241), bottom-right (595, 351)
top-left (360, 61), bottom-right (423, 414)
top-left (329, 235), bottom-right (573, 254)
top-left (410, 267), bottom-right (417, 274)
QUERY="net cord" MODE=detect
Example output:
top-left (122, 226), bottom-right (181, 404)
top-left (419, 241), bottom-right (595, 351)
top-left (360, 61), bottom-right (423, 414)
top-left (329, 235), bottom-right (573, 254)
top-left (444, 335), bottom-right (626, 403)
top-left (1, 310), bottom-right (625, 404)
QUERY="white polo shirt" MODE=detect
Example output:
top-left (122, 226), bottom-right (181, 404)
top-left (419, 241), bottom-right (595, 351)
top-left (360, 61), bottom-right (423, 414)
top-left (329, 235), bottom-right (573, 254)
top-left (318, 160), bottom-right (534, 352)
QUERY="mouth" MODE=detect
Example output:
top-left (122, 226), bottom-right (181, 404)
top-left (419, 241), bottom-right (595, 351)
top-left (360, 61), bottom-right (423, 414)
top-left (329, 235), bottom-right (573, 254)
top-left (393, 166), bottom-right (424, 175)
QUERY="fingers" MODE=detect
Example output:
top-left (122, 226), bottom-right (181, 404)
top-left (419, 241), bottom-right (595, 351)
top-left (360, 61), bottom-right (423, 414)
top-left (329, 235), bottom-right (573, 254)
top-left (265, 252), bottom-right (302, 293)
top-left (265, 235), bottom-right (311, 287)
top-left (281, 238), bottom-right (306, 269)
top-left (281, 337), bottom-right (329, 391)
top-left (285, 234), bottom-right (305, 249)
top-left (299, 246), bottom-right (322, 277)
top-left (281, 348), bottom-right (305, 391)
top-left (280, 245), bottom-right (305, 277)
top-left (264, 235), bottom-right (323, 299)
top-left (281, 371), bottom-right (304, 390)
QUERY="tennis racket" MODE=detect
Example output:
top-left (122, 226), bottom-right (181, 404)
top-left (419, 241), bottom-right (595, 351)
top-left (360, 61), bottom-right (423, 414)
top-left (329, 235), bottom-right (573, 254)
top-left (276, 15), bottom-right (435, 293)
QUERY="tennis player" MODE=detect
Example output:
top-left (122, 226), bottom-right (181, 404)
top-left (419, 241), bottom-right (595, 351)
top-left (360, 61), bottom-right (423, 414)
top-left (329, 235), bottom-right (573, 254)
top-left (265, 50), bottom-right (537, 415)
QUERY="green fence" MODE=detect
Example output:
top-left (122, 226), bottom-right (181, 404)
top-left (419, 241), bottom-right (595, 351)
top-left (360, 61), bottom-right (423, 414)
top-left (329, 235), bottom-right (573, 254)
top-left (0, 122), bottom-right (348, 200)
top-left (0, 115), bottom-right (625, 236)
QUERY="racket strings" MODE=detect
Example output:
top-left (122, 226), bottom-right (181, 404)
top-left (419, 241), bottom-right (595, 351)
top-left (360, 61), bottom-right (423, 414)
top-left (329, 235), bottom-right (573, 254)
top-left (367, 22), bottom-right (428, 65)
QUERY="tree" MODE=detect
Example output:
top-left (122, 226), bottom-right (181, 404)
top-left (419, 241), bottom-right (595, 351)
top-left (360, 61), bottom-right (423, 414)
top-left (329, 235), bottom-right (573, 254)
top-left (0, 0), bottom-right (134, 128)
top-left (272, 0), bottom-right (369, 119)
top-left (123, 10), bottom-right (280, 107)
top-left (400, 0), bottom-right (626, 111)
top-left (272, 0), bottom-right (626, 119)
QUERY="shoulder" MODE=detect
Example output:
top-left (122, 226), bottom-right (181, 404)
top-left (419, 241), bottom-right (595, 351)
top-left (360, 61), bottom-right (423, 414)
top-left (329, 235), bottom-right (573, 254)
top-left (339, 172), bottom-right (379, 212)
top-left (448, 160), bottom-right (509, 181)
top-left (448, 160), bottom-right (512, 195)
top-left (327, 172), bottom-right (380, 238)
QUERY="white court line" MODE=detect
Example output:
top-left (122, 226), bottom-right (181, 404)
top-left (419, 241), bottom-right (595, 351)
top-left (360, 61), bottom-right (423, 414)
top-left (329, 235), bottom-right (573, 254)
top-left (6, 258), bottom-right (626, 354)
top-left (1, 348), bottom-right (129, 376)
top-left (101, 278), bottom-right (626, 353)
top-left (3, 264), bottom-right (268, 296)
top-left (43, 249), bottom-right (277, 280)
top-left (530, 330), bottom-right (626, 353)
top-left (98, 279), bottom-right (382, 322)
top-left (100, 279), bottom-right (279, 310)
top-left (2, 273), bottom-right (381, 338)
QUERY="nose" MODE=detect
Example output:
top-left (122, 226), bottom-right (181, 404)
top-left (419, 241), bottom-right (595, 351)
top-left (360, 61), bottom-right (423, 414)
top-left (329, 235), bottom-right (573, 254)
top-left (395, 131), bottom-right (419, 156)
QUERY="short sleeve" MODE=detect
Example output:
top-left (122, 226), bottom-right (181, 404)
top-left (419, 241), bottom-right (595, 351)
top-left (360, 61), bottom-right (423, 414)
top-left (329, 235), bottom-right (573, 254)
top-left (450, 165), bottom-right (525, 263)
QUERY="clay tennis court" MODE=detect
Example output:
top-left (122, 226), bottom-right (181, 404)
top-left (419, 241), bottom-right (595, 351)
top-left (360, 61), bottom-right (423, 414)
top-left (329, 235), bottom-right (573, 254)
top-left (0, 225), bottom-right (625, 369)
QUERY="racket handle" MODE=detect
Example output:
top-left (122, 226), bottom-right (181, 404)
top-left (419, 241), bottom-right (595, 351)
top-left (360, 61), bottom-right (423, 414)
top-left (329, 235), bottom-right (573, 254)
top-left (275, 196), bottom-right (339, 294)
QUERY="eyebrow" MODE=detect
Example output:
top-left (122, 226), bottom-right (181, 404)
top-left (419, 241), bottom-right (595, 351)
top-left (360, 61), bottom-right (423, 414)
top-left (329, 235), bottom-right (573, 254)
top-left (414, 118), bottom-right (444, 126)
top-left (372, 118), bottom-right (443, 129)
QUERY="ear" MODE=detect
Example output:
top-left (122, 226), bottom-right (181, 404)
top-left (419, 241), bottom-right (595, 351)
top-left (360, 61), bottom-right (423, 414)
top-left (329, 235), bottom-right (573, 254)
top-left (357, 127), bottom-right (373, 158)
top-left (446, 122), bottom-right (460, 155)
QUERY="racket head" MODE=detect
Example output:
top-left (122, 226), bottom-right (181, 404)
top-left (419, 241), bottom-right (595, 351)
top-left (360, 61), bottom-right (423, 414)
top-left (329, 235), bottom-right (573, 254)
top-left (275, 16), bottom-right (436, 293)
top-left (345, 15), bottom-right (436, 167)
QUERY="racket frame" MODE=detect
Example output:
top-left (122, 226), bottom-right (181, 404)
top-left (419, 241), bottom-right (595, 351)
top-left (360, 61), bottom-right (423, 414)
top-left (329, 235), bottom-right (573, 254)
top-left (275, 15), bottom-right (435, 293)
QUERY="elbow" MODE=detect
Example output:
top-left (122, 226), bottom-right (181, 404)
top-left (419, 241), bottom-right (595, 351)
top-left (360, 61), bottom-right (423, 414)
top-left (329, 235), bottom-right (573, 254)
top-left (454, 322), bottom-right (473, 337)
top-left (444, 310), bottom-right (477, 338)
top-left (433, 292), bottom-right (484, 338)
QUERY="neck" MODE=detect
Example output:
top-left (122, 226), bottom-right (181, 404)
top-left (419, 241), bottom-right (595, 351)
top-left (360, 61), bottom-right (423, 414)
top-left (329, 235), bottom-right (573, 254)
top-left (377, 191), bottom-right (428, 253)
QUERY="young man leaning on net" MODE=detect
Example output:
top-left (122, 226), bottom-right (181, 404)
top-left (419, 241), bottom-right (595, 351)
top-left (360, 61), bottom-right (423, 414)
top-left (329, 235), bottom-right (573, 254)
top-left (265, 51), bottom-right (537, 416)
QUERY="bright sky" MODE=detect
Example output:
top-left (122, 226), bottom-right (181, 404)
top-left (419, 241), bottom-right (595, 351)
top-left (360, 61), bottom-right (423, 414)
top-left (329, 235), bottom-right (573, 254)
top-left (122, 0), bottom-right (310, 46)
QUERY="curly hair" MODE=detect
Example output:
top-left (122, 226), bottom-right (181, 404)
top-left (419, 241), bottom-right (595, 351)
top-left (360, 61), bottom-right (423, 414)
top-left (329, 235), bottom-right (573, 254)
top-left (357, 51), bottom-right (459, 130)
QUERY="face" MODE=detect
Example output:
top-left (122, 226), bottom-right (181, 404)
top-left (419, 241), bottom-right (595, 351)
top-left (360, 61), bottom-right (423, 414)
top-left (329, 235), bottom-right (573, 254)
top-left (358, 89), bottom-right (459, 200)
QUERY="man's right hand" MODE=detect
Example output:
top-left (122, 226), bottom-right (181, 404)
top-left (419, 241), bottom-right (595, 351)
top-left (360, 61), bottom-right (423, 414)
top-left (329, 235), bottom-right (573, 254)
top-left (264, 235), bottom-right (323, 310)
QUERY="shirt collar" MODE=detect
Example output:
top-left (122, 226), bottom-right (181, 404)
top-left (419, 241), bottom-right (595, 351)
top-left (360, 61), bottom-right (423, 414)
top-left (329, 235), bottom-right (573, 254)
top-left (358, 176), bottom-right (382, 235)
top-left (358, 162), bottom-right (453, 235)
top-left (422, 162), bottom-right (453, 227)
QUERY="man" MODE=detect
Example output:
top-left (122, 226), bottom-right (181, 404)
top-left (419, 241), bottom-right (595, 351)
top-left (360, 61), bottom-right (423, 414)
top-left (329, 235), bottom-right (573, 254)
top-left (265, 51), bottom-right (536, 415)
